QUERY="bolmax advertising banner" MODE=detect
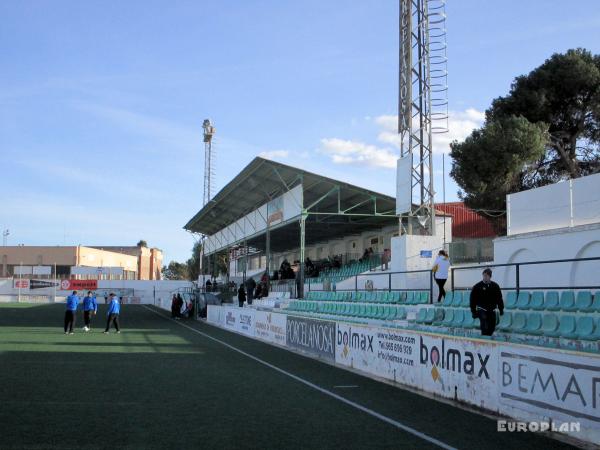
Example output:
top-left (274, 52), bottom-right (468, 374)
top-left (498, 347), bottom-right (600, 443)
top-left (254, 310), bottom-right (286, 346)
top-left (335, 323), bottom-right (418, 385)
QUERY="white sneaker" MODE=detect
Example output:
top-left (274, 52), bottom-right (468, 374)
top-left (83, 326), bottom-right (89, 332)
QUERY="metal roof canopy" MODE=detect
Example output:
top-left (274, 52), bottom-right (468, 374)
top-left (184, 157), bottom-right (399, 254)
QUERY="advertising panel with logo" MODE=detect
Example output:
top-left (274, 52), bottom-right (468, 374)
top-left (418, 334), bottom-right (498, 409)
top-left (254, 310), bottom-right (287, 346)
top-left (286, 316), bottom-right (335, 362)
top-left (335, 323), bottom-right (418, 385)
top-left (207, 305), bottom-right (223, 326)
top-left (222, 307), bottom-right (255, 337)
top-left (498, 347), bottom-right (600, 443)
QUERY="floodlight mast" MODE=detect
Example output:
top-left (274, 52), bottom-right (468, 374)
top-left (398, 0), bottom-right (448, 235)
top-left (200, 119), bottom-right (216, 283)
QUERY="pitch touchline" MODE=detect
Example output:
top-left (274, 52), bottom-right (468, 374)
top-left (143, 306), bottom-right (457, 450)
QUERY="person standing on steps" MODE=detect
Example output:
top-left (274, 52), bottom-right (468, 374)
top-left (432, 250), bottom-right (450, 303)
top-left (470, 268), bottom-right (504, 336)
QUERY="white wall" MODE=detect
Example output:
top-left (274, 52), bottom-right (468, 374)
top-left (507, 172), bottom-right (600, 235)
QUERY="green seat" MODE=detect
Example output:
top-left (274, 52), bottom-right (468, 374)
top-left (510, 312), bottom-right (527, 333)
top-left (505, 292), bottom-right (518, 309)
top-left (558, 315), bottom-right (577, 339)
top-left (432, 308), bottom-right (445, 325)
top-left (382, 306), bottom-right (393, 320)
top-left (541, 314), bottom-right (560, 337)
top-left (576, 316), bottom-right (596, 340)
top-left (442, 309), bottom-right (454, 326)
top-left (358, 304), bottom-right (367, 318)
top-left (451, 309), bottom-right (465, 327)
top-left (390, 291), bottom-right (401, 303)
top-left (451, 291), bottom-right (462, 307)
top-left (441, 291), bottom-right (453, 307)
top-left (387, 306), bottom-right (397, 320)
top-left (592, 317), bottom-right (600, 340)
top-left (355, 292), bottom-right (363, 301)
top-left (516, 292), bottom-right (531, 309)
top-left (420, 291), bottom-right (430, 304)
top-left (525, 313), bottom-right (542, 335)
top-left (406, 291), bottom-right (415, 304)
top-left (560, 292), bottom-right (576, 312)
top-left (460, 292), bottom-right (470, 308)
top-left (397, 307), bottom-right (407, 320)
top-left (543, 291), bottom-right (560, 311)
top-left (424, 308), bottom-right (435, 324)
top-left (497, 312), bottom-right (512, 331)
top-left (416, 308), bottom-right (427, 323)
top-left (376, 305), bottom-right (386, 320)
top-left (575, 291), bottom-right (593, 312)
top-left (530, 292), bottom-right (544, 310)
top-left (463, 313), bottom-right (476, 329)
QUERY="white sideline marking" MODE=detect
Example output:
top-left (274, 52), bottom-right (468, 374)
top-left (143, 306), bottom-right (457, 450)
top-left (333, 385), bottom-right (359, 389)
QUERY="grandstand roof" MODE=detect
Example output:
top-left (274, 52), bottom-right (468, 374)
top-left (184, 157), bottom-right (401, 253)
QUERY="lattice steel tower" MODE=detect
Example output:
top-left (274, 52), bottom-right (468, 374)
top-left (202, 119), bottom-right (216, 206)
top-left (398, 0), bottom-right (448, 234)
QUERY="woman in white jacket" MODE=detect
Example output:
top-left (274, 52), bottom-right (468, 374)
top-left (432, 250), bottom-right (450, 303)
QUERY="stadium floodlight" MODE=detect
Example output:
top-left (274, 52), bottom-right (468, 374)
top-left (2, 229), bottom-right (9, 246)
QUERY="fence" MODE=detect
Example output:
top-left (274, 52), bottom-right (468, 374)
top-left (451, 256), bottom-right (600, 293)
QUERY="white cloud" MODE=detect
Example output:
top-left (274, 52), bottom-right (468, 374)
top-left (319, 138), bottom-right (396, 169)
top-left (373, 108), bottom-right (484, 154)
top-left (258, 150), bottom-right (290, 160)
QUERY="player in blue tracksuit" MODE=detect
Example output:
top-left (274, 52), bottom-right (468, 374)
top-left (64, 291), bottom-right (80, 334)
top-left (82, 291), bottom-right (98, 331)
top-left (103, 293), bottom-right (121, 333)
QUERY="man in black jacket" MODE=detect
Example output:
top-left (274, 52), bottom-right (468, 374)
top-left (470, 268), bottom-right (504, 336)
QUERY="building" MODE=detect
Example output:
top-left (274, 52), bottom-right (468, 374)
top-left (0, 245), bottom-right (162, 280)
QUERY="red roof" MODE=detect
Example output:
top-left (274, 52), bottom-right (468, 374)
top-left (435, 202), bottom-right (498, 239)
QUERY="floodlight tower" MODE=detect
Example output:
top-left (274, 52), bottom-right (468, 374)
top-left (397, 0), bottom-right (448, 235)
top-left (202, 119), bottom-right (216, 206)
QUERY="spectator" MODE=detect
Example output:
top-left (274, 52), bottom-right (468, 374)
top-left (470, 268), bottom-right (504, 336)
top-left (171, 294), bottom-right (178, 318)
top-left (360, 249), bottom-right (369, 262)
top-left (382, 249), bottom-right (391, 271)
top-left (176, 294), bottom-right (184, 319)
top-left (261, 281), bottom-right (269, 298)
top-left (238, 285), bottom-right (246, 307)
top-left (206, 279), bottom-right (212, 292)
top-left (255, 283), bottom-right (262, 299)
top-left (245, 277), bottom-right (256, 305)
top-left (432, 250), bottom-right (450, 303)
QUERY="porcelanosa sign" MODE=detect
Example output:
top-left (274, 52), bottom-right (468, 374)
top-left (499, 349), bottom-right (600, 430)
top-left (286, 316), bottom-right (335, 362)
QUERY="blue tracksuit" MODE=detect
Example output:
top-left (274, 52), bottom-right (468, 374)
top-left (83, 296), bottom-right (98, 312)
top-left (65, 295), bottom-right (80, 311)
top-left (107, 298), bottom-right (120, 315)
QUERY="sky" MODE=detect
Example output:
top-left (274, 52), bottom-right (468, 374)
top-left (1, 0), bottom-right (599, 264)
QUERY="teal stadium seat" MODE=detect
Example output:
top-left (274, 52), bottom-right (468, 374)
top-left (558, 315), bottom-right (577, 339)
top-left (460, 292), bottom-right (470, 308)
top-left (530, 292), bottom-right (544, 311)
top-left (505, 292), bottom-right (518, 309)
top-left (516, 292), bottom-right (531, 309)
top-left (397, 307), bottom-right (407, 320)
top-left (543, 291), bottom-right (560, 311)
top-left (576, 316), bottom-right (596, 340)
top-left (442, 309), bottom-right (454, 326)
top-left (451, 291), bottom-right (462, 307)
top-left (424, 308), bottom-right (435, 324)
top-left (559, 291), bottom-right (577, 312)
top-left (575, 291), bottom-right (593, 312)
top-left (541, 314), bottom-right (560, 337)
top-left (497, 311), bottom-right (512, 331)
top-left (415, 308), bottom-right (427, 323)
top-left (432, 308), bottom-right (445, 325)
top-left (420, 291), bottom-right (430, 304)
top-left (525, 313), bottom-right (542, 335)
top-left (510, 312), bottom-right (527, 333)
top-left (452, 309), bottom-right (465, 328)
top-left (462, 313), bottom-right (476, 329)
top-left (441, 291), bottom-right (453, 307)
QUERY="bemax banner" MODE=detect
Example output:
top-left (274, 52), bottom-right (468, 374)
top-left (286, 316), bottom-right (335, 362)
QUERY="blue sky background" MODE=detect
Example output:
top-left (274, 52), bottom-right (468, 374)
top-left (1, 0), bottom-right (599, 264)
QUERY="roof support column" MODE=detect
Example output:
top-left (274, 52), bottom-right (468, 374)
top-left (265, 222), bottom-right (271, 284)
top-left (298, 211), bottom-right (307, 299)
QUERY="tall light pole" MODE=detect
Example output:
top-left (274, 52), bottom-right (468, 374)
top-left (201, 119), bottom-right (216, 284)
top-left (2, 229), bottom-right (9, 246)
top-left (397, 0), bottom-right (448, 235)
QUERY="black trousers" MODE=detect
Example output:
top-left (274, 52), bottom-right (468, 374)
top-left (478, 309), bottom-right (496, 336)
top-left (84, 310), bottom-right (93, 327)
top-left (64, 310), bottom-right (75, 333)
top-left (435, 278), bottom-right (447, 302)
top-left (105, 313), bottom-right (120, 332)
